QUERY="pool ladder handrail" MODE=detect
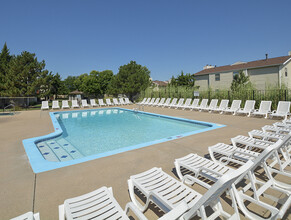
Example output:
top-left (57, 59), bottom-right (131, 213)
top-left (4, 104), bottom-right (15, 115)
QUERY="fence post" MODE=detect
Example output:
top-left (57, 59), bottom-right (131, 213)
top-left (228, 90), bottom-right (230, 100)
top-left (252, 90), bottom-right (255, 100)
top-left (285, 89), bottom-right (287, 101)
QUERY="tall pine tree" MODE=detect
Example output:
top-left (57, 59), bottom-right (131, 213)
top-left (0, 43), bottom-right (12, 95)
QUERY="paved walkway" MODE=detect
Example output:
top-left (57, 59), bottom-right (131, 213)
top-left (0, 106), bottom-right (289, 219)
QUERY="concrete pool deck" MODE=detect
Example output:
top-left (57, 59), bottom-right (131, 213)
top-left (0, 105), bottom-right (290, 219)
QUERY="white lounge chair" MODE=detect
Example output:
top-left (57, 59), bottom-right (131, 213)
top-left (251, 101), bottom-right (272, 118)
top-left (236, 100), bottom-right (255, 116)
top-left (119, 98), bottom-right (126, 105)
top-left (137, 98), bottom-right (146, 105)
top-left (269, 101), bottom-right (291, 120)
top-left (81, 99), bottom-right (90, 108)
top-left (191, 99), bottom-right (208, 111)
top-left (262, 125), bottom-right (291, 134)
top-left (106, 98), bottom-right (113, 106)
top-left (128, 162), bottom-right (252, 219)
top-left (62, 100), bottom-right (70, 109)
top-left (98, 99), bottom-right (106, 107)
top-left (124, 98), bottom-right (132, 104)
top-left (153, 97), bottom-right (165, 107)
top-left (113, 98), bottom-right (120, 106)
top-left (222, 100), bottom-right (241, 115)
top-left (211, 99), bottom-right (229, 113)
top-left (172, 98), bottom-right (184, 109)
top-left (176, 139), bottom-right (291, 219)
top-left (185, 98), bottom-right (199, 110)
top-left (201, 99), bottom-right (218, 111)
top-left (52, 100), bottom-right (60, 110)
top-left (180, 98), bottom-right (192, 110)
top-left (41, 101), bottom-right (49, 110)
top-left (59, 186), bottom-right (150, 220)
top-left (146, 98), bottom-right (155, 106)
top-left (11, 211), bottom-right (40, 220)
top-left (248, 129), bottom-right (285, 142)
top-left (150, 97), bottom-right (160, 106)
top-left (71, 100), bottom-right (80, 108)
top-left (160, 98), bottom-right (171, 107)
top-left (167, 98), bottom-right (178, 108)
top-left (90, 99), bottom-right (98, 107)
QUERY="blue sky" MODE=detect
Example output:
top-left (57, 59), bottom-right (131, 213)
top-left (1, 0), bottom-right (290, 80)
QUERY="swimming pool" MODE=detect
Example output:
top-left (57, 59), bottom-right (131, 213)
top-left (23, 108), bottom-right (225, 173)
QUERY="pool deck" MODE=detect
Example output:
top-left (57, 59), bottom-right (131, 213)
top-left (0, 105), bottom-right (290, 219)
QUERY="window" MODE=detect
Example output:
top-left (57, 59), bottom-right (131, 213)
top-left (215, 73), bottom-right (220, 81)
top-left (233, 71), bottom-right (239, 78)
top-left (285, 68), bottom-right (288, 77)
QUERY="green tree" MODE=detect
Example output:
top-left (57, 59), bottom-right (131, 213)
top-left (231, 70), bottom-right (251, 91)
top-left (170, 71), bottom-right (195, 87)
top-left (63, 76), bottom-right (78, 93)
top-left (7, 51), bottom-right (49, 96)
top-left (0, 43), bottom-right (13, 95)
top-left (114, 61), bottom-right (150, 100)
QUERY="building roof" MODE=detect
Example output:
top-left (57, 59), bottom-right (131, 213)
top-left (69, 90), bottom-right (83, 95)
top-left (152, 80), bottom-right (168, 86)
top-left (195, 55), bottom-right (291, 76)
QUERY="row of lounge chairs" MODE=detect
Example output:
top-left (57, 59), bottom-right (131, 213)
top-left (15, 119), bottom-right (291, 219)
top-left (41, 98), bottom-right (132, 110)
top-left (138, 97), bottom-right (291, 119)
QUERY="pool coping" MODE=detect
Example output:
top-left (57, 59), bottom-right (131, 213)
top-left (22, 108), bottom-right (225, 173)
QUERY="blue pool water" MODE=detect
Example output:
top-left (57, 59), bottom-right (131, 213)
top-left (23, 108), bottom-right (225, 173)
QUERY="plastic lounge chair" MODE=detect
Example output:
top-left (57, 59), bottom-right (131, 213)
top-left (211, 99), bottom-right (229, 113)
top-left (150, 97), bottom-right (160, 106)
top-left (269, 101), bottom-right (291, 120)
top-left (191, 99), bottom-right (208, 111)
top-left (160, 98), bottom-right (171, 107)
top-left (146, 98), bottom-right (155, 106)
top-left (201, 99), bottom-right (218, 111)
top-left (153, 98), bottom-right (165, 107)
top-left (248, 129), bottom-right (285, 142)
top-left (106, 99), bottom-right (113, 106)
top-left (262, 125), bottom-right (291, 134)
top-left (124, 98), bottom-right (132, 104)
top-left (59, 186), bottom-right (149, 220)
top-left (250, 101), bottom-right (272, 118)
top-left (90, 99), bottom-right (98, 107)
top-left (180, 98), bottom-right (192, 110)
top-left (185, 99), bottom-right (199, 110)
top-left (41, 101), bottom-right (49, 110)
top-left (129, 162), bottom-right (253, 219)
top-left (11, 212), bottom-right (40, 220)
top-left (172, 98), bottom-right (184, 109)
top-left (210, 136), bottom-right (291, 176)
top-left (167, 98), bottom-right (178, 108)
top-left (119, 98), bottom-right (126, 105)
top-left (176, 140), bottom-right (291, 219)
top-left (81, 99), bottom-right (90, 108)
top-left (231, 134), bottom-right (275, 150)
top-left (62, 100), bottom-right (70, 109)
top-left (113, 98), bottom-right (120, 106)
top-left (236, 100), bottom-right (255, 116)
top-left (222, 100), bottom-right (241, 115)
top-left (140, 98), bottom-right (151, 105)
top-left (71, 100), bottom-right (80, 108)
top-left (137, 98), bottom-right (146, 105)
top-left (52, 100), bottom-right (60, 110)
top-left (98, 99), bottom-right (106, 107)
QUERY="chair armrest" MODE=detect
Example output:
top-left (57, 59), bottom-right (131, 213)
top-left (159, 201), bottom-right (189, 220)
top-left (125, 202), bottom-right (148, 220)
top-left (219, 156), bottom-right (246, 165)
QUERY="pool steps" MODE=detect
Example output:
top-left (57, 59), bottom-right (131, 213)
top-left (36, 138), bottom-right (83, 162)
